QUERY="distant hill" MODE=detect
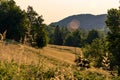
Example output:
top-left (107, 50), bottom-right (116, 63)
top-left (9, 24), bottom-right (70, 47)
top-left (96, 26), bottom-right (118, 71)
top-left (50, 14), bottom-right (107, 30)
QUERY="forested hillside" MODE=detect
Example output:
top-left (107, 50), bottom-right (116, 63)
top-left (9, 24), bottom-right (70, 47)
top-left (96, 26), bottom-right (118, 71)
top-left (50, 14), bottom-right (107, 30)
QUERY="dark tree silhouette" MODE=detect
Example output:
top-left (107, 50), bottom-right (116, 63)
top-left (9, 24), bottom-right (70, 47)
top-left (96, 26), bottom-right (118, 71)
top-left (106, 8), bottom-right (120, 75)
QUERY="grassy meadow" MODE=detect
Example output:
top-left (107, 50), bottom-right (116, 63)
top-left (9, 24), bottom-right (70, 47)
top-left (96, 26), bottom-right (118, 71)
top-left (0, 41), bottom-right (119, 80)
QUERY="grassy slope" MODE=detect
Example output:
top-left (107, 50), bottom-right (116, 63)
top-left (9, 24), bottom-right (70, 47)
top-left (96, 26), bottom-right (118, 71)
top-left (0, 41), bottom-right (113, 79)
top-left (0, 41), bottom-right (77, 66)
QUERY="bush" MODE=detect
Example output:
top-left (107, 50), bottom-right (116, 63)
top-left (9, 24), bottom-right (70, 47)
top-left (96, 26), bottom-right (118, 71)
top-left (82, 38), bottom-right (104, 67)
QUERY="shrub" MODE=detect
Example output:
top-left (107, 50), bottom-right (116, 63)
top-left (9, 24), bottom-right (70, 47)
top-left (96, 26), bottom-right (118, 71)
top-left (82, 38), bottom-right (104, 67)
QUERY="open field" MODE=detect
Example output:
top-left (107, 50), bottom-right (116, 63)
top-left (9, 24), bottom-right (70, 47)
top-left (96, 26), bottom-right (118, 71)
top-left (0, 41), bottom-right (117, 80)
top-left (0, 41), bottom-right (78, 65)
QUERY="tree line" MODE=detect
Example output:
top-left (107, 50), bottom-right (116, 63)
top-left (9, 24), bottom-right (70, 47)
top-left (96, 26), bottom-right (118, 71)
top-left (47, 25), bottom-right (100, 47)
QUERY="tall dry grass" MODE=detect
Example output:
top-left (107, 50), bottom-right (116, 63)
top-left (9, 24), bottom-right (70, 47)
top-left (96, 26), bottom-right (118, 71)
top-left (0, 41), bottom-right (76, 67)
top-left (0, 41), bottom-right (45, 65)
top-left (0, 41), bottom-right (114, 80)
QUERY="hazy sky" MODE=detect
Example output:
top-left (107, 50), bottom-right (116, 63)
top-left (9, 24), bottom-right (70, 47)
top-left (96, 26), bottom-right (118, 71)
top-left (15, 0), bottom-right (119, 24)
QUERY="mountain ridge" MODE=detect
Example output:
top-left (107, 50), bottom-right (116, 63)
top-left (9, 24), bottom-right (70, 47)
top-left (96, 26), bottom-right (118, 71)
top-left (50, 14), bottom-right (107, 30)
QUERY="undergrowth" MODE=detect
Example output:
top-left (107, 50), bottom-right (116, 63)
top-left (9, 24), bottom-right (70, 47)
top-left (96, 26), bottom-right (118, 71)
top-left (0, 60), bottom-right (115, 80)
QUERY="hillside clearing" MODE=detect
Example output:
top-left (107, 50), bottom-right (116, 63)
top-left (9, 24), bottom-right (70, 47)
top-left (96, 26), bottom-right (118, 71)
top-left (0, 41), bottom-right (78, 66)
top-left (0, 41), bottom-right (114, 79)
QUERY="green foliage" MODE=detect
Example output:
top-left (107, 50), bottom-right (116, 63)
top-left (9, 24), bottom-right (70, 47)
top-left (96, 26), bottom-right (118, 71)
top-left (64, 33), bottom-right (74, 46)
top-left (112, 76), bottom-right (120, 80)
top-left (46, 26), bottom-right (55, 44)
top-left (0, 1), bottom-right (48, 48)
top-left (74, 70), bottom-right (106, 80)
top-left (35, 27), bottom-right (48, 48)
top-left (0, 60), bottom-right (55, 80)
top-left (83, 38), bottom-right (104, 67)
top-left (106, 8), bottom-right (120, 75)
top-left (27, 6), bottom-right (38, 41)
top-left (86, 29), bottom-right (99, 44)
top-left (84, 71), bottom-right (106, 80)
top-left (0, 59), bottom-right (111, 80)
top-left (54, 26), bottom-right (63, 45)
top-left (47, 25), bottom-right (84, 47)
top-left (0, 0), bottom-right (29, 42)
top-left (64, 30), bottom-right (82, 47)
top-left (27, 6), bottom-right (48, 48)
top-left (74, 71), bottom-right (82, 80)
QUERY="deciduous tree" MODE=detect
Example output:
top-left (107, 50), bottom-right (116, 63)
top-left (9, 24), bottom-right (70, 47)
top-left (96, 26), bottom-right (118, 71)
top-left (106, 8), bottom-right (120, 75)
top-left (0, 0), bottom-right (28, 42)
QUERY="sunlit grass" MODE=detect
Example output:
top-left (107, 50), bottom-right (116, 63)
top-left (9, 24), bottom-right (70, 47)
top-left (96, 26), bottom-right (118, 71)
top-left (0, 41), bottom-right (116, 79)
